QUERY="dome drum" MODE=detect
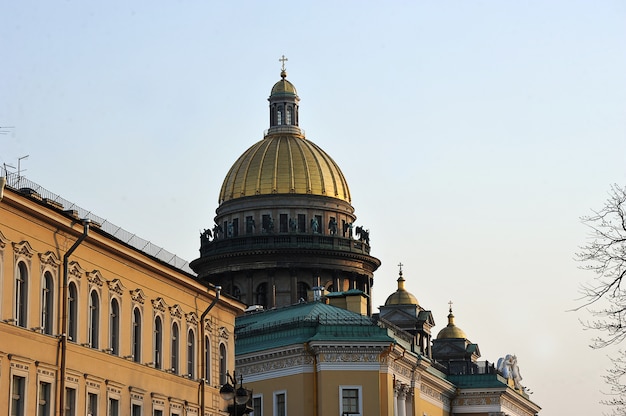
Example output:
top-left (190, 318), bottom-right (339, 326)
top-left (192, 64), bottom-right (380, 314)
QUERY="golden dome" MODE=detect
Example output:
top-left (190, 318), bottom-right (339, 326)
top-left (270, 72), bottom-right (298, 96)
top-left (436, 306), bottom-right (468, 339)
top-left (384, 269), bottom-right (419, 306)
top-left (218, 135), bottom-right (351, 204)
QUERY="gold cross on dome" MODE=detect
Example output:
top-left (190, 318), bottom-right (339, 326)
top-left (397, 262), bottom-right (403, 273)
top-left (279, 55), bottom-right (288, 71)
top-left (448, 300), bottom-right (453, 312)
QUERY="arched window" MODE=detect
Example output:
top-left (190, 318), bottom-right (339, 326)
top-left (42, 271), bottom-right (54, 334)
top-left (15, 261), bottom-right (28, 328)
top-left (110, 298), bottom-right (120, 355)
top-left (171, 322), bottom-right (179, 374)
top-left (256, 283), bottom-right (268, 309)
top-left (88, 291), bottom-right (99, 348)
top-left (219, 343), bottom-right (227, 385)
top-left (204, 336), bottom-right (211, 383)
top-left (132, 308), bottom-right (142, 363)
top-left (68, 282), bottom-right (78, 342)
top-left (187, 329), bottom-right (195, 379)
top-left (277, 105), bottom-right (283, 125)
top-left (297, 282), bottom-right (310, 302)
top-left (154, 316), bottom-right (162, 369)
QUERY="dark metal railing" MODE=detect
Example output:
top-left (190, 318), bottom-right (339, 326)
top-left (1, 168), bottom-right (194, 275)
top-left (199, 232), bottom-right (370, 256)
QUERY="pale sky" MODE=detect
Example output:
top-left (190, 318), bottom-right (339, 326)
top-left (2, 1), bottom-right (626, 414)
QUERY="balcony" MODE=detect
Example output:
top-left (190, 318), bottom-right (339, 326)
top-left (199, 233), bottom-right (371, 257)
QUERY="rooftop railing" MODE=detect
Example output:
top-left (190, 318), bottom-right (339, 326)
top-left (2, 168), bottom-right (194, 275)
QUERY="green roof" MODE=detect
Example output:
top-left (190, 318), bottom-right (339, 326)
top-left (235, 302), bottom-right (393, 355)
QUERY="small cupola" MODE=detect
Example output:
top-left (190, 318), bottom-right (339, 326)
top-left (267, 55), bottom-right (301, 135)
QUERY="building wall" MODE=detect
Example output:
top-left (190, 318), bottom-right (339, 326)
top-left (0, 187), bottom-right (245, 416)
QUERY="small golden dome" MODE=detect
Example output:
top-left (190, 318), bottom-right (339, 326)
top-left (270, 76), bottom-right (297, 97)
top-left (384, 268), bottom-right (419, 306)
top-left (219, 135), bottom-right (351, 204)
top-left (436, 305), bottom-right (468, 339)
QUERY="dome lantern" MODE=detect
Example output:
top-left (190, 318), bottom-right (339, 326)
top-left (268, 55), bottom-right (301, 135)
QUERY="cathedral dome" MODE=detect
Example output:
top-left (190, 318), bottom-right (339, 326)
top-left (436, 306), bottom-right (468, 339)
top-left (384, 269), bottom-right (419, 306)
top-left (218, 135), bottom-right (351, 204)
top-left (218, 64), bottom-right (351, 205)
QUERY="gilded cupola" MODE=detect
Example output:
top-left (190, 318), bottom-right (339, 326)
top-left (218, 58), bottom-right (351, 204)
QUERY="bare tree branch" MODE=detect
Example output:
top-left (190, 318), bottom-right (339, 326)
top-left (577, 184), bottom-right (626, 414)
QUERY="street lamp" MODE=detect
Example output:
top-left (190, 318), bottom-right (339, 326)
top-left (220, 371), bottom-right (251, 416)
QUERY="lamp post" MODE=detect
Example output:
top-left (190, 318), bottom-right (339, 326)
top-left (219, 371), bottom-right (251, 416)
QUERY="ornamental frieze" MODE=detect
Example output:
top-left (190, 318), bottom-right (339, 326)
top-left (169, 304), bottom-right (184, 318)
top-left (319, 352), bottom-right (379, 363)
top-left (107, 278), bottom-right (125, 295)
top-left (239, 354), bottom-right (314, 376)
top-left (130, 288), bottom-right (147, 305)
top-left (39, 251), bottom-right (61, 267)
top-left (186, 312), bottom-right (199, 325)
top-left (68, 261), bottom-right (85, 279)
top-left (87, 270), bottom-right (105, 287)
top-left (420, 383), bottom-right (450, 406)
top-left (152, 297), bottom-right (168, 312)
top-left (13, 240), bottom-right (34, 258)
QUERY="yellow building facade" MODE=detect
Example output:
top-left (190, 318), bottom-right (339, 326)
top-left (0, 176), bottom-right (245, 416)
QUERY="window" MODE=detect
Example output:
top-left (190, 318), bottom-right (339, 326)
top-left (132, 308), bottom-right (142, 362)
top-left (108, 398), bottom-right (119, 416)
top-left (256, 283), bottom-right (267, 309)
top-left (297, 282), bottom-right (309, 302)
top-left (340, 386), bottom-right (362, 416)
top-left (286, 107), bottom-right (292, 125)
top-left (219, 343), bottom-right (227, 385)
top-left (171, 322), bottom-right (179, 374)
top-left (11, 375), bottom-right (26, 416)
top-left (187, 329), bottom-right (195, 379)
top-left (154, 411), bottom-right (163, 416)
top-left (277, 106), bottom-right (283, 125)
top-left (279, 214), bottom-right (288, 233)
top-left (42, 271), bottom-right (54, 334)
top-left (89, 291), bottom-right (100, 348)
top-left (87, 392), bottom-right (98, 416)
top-left (246, 216), bottom-right (255, 234)
top-left (274, 391), bottom-right (286, 416)
top-left (232, 218), bottom-right (239, 237)
top-left (252, 395), bottom-right (262, 416)
top-left (38, 381), bottom-right (52, 416)
top-left (15, 261), bottom-right (28, 328)
top-left (65, 388), bottom-right (76, 416)
top-left (154, 316), bottom-right (162, 369)
top-left (110, 299), bottom-right (120, 355)
top-left (132, 404), bottom-right (141, 416)
top-left (68, 282), bottom-right (78, 342)
top-left (297, 214), bottom-right (306, 233)
top-left (204, 336), bottom-right (211, 383)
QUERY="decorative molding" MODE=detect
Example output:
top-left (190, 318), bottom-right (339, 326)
top-left (218, 326), bottom-right (230, 339)
top-left (130, 288), bottom-right (146, 305)
top-left (152, 297), bottom-right (168, 312)
top-left (169, 304), bottom-right (183, 319)
top-left (107, 279), bottom-right (125, 296)
top-left (12, 240), bottom-right (35, 258)
top-left (68, 261), bottom-right (85, 280)
top-left (87, 270), bottom-right (105, 287)
top-left (186, 312), bottom-right (199, 326)
top-left (39, 251), bottom-right (61, 267)
top-left (0, 230), bottom-right (8, 249)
